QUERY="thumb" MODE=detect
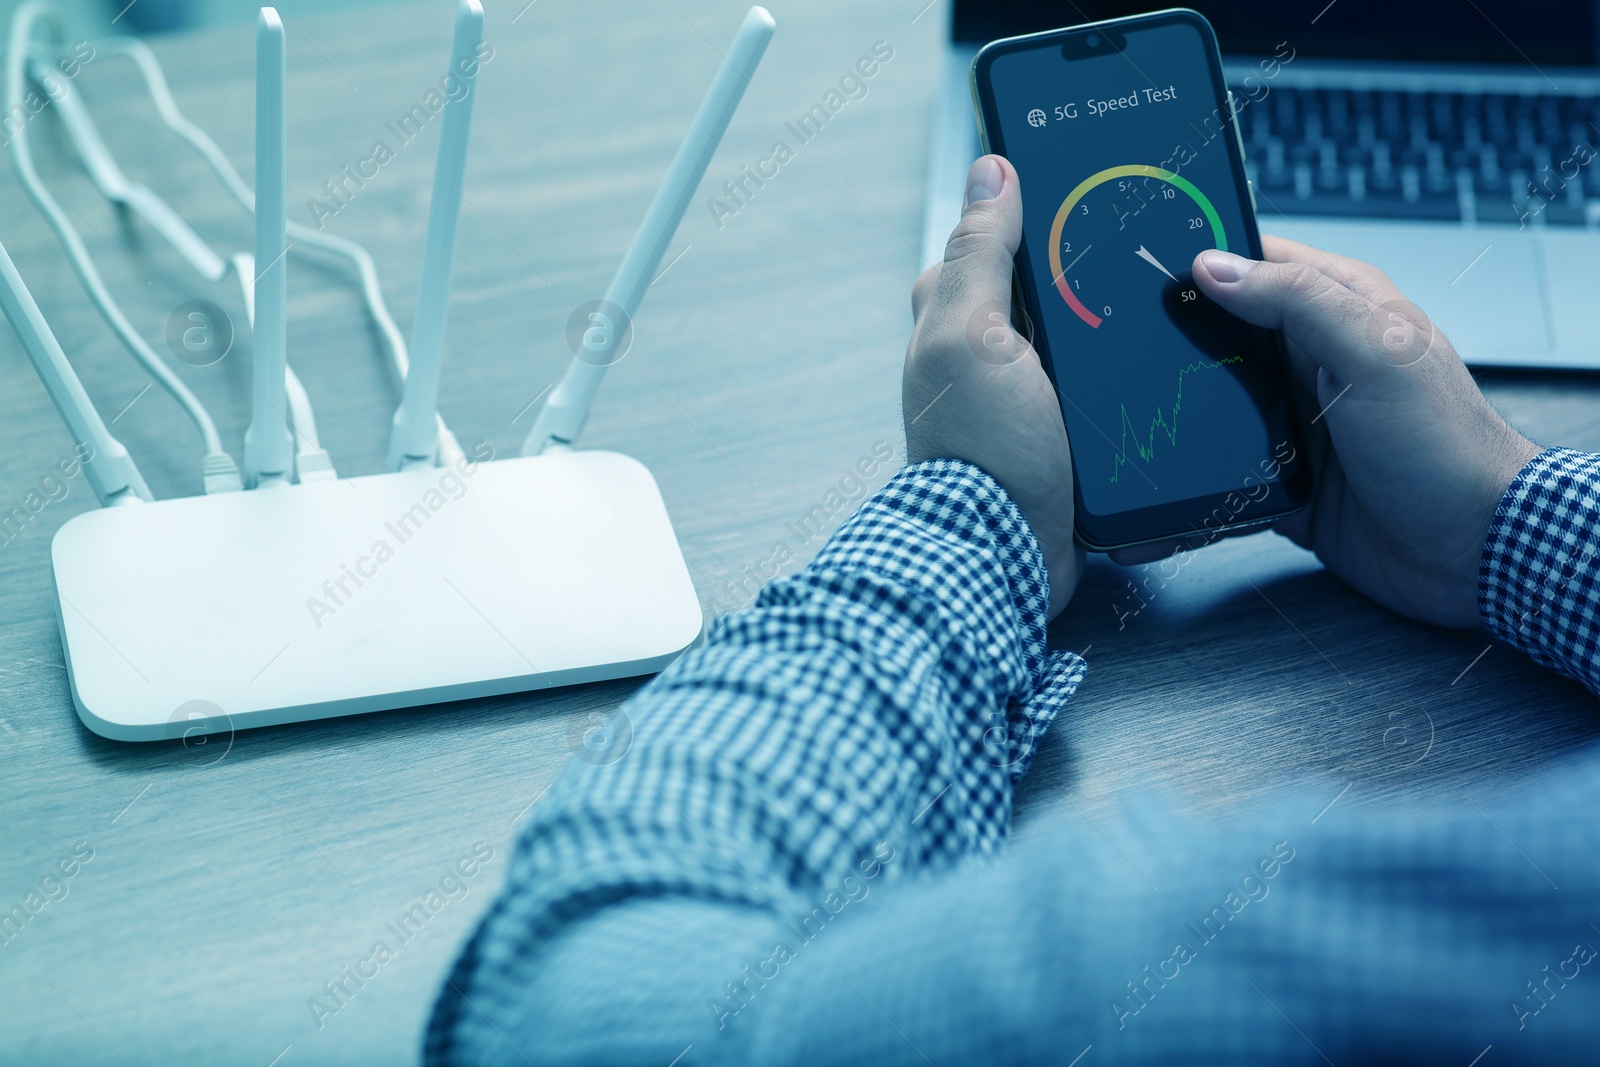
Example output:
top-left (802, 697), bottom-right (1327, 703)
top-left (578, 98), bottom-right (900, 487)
top-left (923, 156), bottom-right (1022, 337)
top-left (1193, 249), bottom-right (1430, 383)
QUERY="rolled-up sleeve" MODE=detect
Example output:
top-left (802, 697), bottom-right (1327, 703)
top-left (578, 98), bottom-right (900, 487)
top-left (424, 459), bottom-right (1085, 1065)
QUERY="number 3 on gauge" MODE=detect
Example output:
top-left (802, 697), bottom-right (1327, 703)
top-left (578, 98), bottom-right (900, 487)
top-left (1047, 164), bottom-right (1228, 330)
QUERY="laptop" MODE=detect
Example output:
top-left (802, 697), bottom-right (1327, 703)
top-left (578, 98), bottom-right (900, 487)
top-left (922, 0), bottom-right (1600, 370)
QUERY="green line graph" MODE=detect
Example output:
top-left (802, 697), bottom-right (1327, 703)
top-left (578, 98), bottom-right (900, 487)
top-left (1110, 354), bottom-right (1245, 483)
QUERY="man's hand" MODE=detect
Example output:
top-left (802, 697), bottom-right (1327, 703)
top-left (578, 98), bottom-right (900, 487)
top-left (1195, 236), bottom-right (1540, 629)
top-left (904, 156), bottom-right (1083, 618)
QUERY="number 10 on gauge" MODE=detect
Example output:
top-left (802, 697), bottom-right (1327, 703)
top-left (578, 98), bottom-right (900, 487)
top-left (1048, 164), bottom-right (1228, 329)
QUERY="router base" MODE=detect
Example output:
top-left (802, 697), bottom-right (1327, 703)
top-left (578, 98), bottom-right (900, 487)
top-left (51, 450), bottom-right (702, 741)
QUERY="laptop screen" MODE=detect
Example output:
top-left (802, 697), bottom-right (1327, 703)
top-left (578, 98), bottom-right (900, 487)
top-left (952, 2), bottom-right (1600, 67)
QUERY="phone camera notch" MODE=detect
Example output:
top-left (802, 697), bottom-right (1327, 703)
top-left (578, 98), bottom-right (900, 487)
top-left (1062, 27), bottom-right (1125, 60)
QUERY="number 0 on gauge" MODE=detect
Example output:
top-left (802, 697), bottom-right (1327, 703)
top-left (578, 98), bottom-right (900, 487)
top-left (1048, 164), bottom-right (1228, 329)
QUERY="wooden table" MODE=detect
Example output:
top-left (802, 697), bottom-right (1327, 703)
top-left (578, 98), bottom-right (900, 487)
top-left (2, 1), bottom-right (1596, 1062)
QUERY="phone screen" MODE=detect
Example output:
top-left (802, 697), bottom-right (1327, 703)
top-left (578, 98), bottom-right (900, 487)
top-left (973, 11), bottom-right (1309, 549)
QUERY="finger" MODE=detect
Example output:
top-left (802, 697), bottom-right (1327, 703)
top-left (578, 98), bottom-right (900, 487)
top-left (911, 263), bottom-right (942, 322)
top-left (1272, 436), bottom-right (1346, 550)
top-left (1281, 330), bottom-right (1333, 468)
top-left (1209, 240), bottom-right (1339, 486)
top-left (1192, 250), bottom-right (1399, 385)
top-left (1272, 486), bottom-right (1317, 551)
top-left (1259, 234), bottom-right (1399, 302)
top-left (919, 155), bottom-right (1023, 341)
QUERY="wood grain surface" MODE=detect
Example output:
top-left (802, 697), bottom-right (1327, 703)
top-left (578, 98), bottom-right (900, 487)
top-left (0, 1), bottom-right (1596, 1062)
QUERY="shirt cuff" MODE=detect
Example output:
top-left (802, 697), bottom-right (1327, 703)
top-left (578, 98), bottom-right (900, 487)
top-left (793, 457), bottom-right (1086, 779)
top-left (1479, 447), bottom-right (1600, 694)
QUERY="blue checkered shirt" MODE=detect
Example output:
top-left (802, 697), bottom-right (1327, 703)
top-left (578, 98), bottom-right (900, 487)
top-left (426, 449), bottom-right (1600, 1065)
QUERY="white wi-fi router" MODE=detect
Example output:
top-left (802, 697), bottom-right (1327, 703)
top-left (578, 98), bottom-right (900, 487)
top-left (19, 2), bottom-right (777, 740)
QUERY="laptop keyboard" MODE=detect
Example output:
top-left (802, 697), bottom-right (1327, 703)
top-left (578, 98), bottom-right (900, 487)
top-left (1229, 83), bottom-right (1600, 227)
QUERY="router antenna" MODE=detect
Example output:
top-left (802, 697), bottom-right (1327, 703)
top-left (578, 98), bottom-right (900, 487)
top-left (243, 7), bottom-right (292, 488)
top-left (521, 5), bottom-right (775, 456)
top-left (0, 237), bottom-right (150, 506)
top-left (387, 0), bottom-right (484, 471)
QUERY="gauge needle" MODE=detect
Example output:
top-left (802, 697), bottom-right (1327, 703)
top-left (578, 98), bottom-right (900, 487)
top-left (1134, 245), bottom-right (1179, 283)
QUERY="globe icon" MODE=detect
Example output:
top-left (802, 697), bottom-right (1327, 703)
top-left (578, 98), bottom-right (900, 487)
top-left (1027, 108), bottom-right (1048, 128)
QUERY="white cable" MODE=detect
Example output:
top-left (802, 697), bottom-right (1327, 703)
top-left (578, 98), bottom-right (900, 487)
top-left (5, 2), bottom-right (242, 495)
top-left (34, 53), bottom-right (227, 283)
top-left (28, 33), bottom-right (334, 485)
top-left (29, 44), bottom-right (339, 486)
top-left (93, 36), bottom-right (466, 469)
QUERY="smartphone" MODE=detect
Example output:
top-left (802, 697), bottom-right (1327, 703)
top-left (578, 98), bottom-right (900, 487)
top-left (970, 9), bottom-right (1311, 552)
